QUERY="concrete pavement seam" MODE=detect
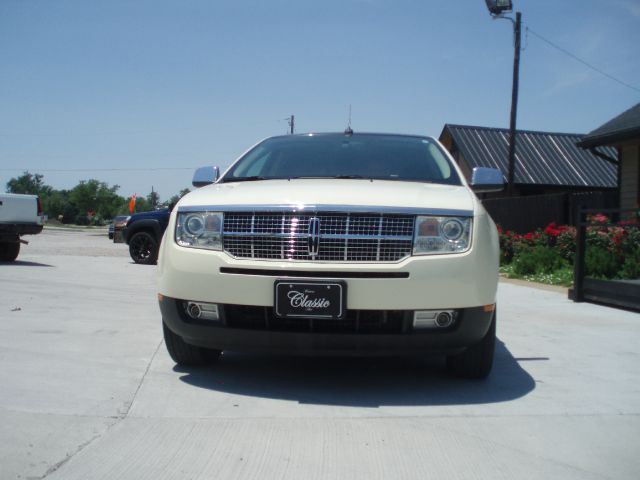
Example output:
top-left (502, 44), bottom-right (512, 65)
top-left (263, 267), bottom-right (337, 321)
top-left (38, 419), bottom-right (119, 480)
top-left (37, 340), bottom-right (162, 479)
top-left (0, 405), bottom-right (120, 420)
top-left (122, 339), bottom-right (163, 418)
top-left (125, 412), bottom-right (640, 421)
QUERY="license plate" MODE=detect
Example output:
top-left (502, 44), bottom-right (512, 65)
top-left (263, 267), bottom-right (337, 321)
top-left (274, 280), bottom-right (346, 319)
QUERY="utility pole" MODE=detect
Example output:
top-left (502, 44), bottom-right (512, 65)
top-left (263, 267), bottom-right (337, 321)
top-left (507, 11), bottom-right (521, 196)
top-left (485, 1), bottom-right (521, 196)
top-left (288, 115), bottom-right (295, 135)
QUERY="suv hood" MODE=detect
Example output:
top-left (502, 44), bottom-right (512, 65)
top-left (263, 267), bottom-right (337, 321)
top-left (179, 179), bottom-right (477, 214)
top-left (128, 209), bottom-right (169, 221)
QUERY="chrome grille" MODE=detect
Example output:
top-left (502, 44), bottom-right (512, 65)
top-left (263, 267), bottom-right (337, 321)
top-left (223, 212), bottom-right (415, 262)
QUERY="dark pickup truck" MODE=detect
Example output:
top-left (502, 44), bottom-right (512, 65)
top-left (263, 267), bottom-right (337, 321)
top-left (121, 208), bottom-right (170, 264)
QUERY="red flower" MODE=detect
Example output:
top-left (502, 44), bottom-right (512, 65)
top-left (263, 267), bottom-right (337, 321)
top-left (544, 222), bottom-right (562, 237)
top-left (612, 232), bottom-right (624, 246)
top-left (590, 214), bottom-right (609, 224)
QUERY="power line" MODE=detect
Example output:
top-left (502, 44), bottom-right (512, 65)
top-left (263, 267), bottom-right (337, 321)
top-left (0, 167), bottom-right (198, 173)
top-left (0, 117), bottom-right (287, 138)
top-left (526, 26), bottom-right (640, 94)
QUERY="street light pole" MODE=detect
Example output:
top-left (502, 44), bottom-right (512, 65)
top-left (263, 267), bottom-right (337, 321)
top-left (485, 1), bottom-right (522, 196)
top-left (507, 11), bottom-right (521, 196)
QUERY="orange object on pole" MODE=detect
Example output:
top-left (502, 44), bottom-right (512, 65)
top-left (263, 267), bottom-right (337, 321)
top-left (129, 193), bottom-right (136, 214)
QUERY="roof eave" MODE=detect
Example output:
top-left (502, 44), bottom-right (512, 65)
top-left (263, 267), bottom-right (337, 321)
top-left (578, 127), bottom-right (640, 148)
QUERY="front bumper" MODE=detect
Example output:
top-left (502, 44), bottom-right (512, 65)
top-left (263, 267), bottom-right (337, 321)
top-left (113, 227), bottom-right (126, 244)
top-left (158, 252), bottom-right (498, 311)
top-left (160, 296), bottom-right (494, 356)
top-left (158, 211), bottom-right (499, 310)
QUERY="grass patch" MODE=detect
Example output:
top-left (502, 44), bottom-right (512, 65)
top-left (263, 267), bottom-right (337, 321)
top-left (500, 263), bottom-right (574, 287)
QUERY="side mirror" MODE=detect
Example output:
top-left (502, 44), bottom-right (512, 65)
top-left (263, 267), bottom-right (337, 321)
top-left (192, 166), bottom-right (220, 188)
top-left (470, 167), bottom-right (505, 193)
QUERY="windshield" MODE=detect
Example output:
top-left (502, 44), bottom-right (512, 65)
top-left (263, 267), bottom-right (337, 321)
top-left (222, 133), bottom-right (462, 185)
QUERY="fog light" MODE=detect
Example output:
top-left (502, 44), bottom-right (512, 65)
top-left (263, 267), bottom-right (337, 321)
top-left (436, 311), bottom-right (453, 328)
top-left (413, 310), bottom-right (456, 329)
top-left (187, 303), bottom-right (201, 318)
top-left (186, 302), bottom-right (219, 321)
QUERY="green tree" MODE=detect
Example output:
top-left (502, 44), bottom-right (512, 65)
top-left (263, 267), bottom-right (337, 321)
top-left (6, 171), bottom-right (57, 216)
top-left (133, 196), bottom-right (152, 213)
top-left (147, 190), bottom-right (160, 210)
top-left (165, 188), bottom-right (191, 208)
top-left (46, 190), bottom-right (70, 220)
top-left (6, 171), bottom-right (49, 195)
top-left (95, 183), bottom-right (126, 219)
top-left (69, 179), bottom-right (126, 223)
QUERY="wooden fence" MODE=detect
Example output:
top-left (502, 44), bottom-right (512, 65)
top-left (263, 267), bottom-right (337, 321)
top-left (482, 191), bottom-right (618, 233)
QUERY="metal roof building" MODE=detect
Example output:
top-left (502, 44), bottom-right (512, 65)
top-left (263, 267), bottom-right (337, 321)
top-left (439, 124), bottom-right (618, 190)
top-left (578, 102), bottom-right (640, 211)
top-left (578, 103), bottom-right (640, 149)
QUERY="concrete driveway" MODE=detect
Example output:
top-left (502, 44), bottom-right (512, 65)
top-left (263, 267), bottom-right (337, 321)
top-left (1, 229), bottom-right (639, 480)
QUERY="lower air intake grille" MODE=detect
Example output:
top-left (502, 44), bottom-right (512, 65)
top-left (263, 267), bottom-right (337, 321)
top-left (222, 305), bottom-right (408, 334)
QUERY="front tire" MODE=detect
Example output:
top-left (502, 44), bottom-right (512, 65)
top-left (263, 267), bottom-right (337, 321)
top-left (129, 232), bottom-right (158, 264)
top-left (163, 322), bottom-right (221, 366)
top-left (0, 241), bottom-right (20, 262)
top-left (446, 309), bottom-right (496, 379)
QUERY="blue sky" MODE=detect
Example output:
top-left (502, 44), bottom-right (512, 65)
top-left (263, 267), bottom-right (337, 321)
top-left (1, 0), bottom-right (639, 201)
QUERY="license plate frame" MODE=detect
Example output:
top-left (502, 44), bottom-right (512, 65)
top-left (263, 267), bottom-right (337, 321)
top-left (274, 280), bottom-right (346, 320)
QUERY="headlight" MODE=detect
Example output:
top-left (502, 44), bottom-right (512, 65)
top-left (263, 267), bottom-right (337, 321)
top-left (413, 216), bottom-right (472, 255)
top-left (176, 211), bottom-right (223, 250)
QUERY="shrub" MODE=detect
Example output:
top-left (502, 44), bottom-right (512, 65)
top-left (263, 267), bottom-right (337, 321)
top-left (556, 227), bottom-right (577, 262)
top-left (619, 226), bottom-right (640, 259)
top-left (619, 249), bottom-right (640, 280)
top-left (74, 214), bottom-right (90, 226)
top-left (512, 246), bottom-right (566, 276)
top-left (585, 247), bottom-right (621, 279)
top-left (497, 225), bottom-right (517, 264)
top-left (498, 217), bottom-right (639, 285)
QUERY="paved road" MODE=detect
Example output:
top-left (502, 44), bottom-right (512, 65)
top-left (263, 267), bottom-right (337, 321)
top-left (1, 229), bottom-right (639, 480)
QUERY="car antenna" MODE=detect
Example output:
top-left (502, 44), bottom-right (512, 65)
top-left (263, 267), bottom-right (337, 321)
top-left (344, 104), bottom-right (353, 136)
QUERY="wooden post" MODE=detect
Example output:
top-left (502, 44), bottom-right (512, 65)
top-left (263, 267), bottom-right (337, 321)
top-left (573, 207), bottom-right (586, 302)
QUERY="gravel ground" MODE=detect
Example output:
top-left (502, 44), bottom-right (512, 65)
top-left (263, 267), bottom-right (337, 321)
top-left (24, 226), bottom-right (129, 257)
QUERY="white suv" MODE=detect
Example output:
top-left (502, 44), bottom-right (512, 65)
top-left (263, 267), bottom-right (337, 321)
top-left (158, 132), bottom-right (503, 378)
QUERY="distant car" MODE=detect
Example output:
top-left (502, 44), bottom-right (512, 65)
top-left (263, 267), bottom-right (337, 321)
top-left (158, 132), bottom-right (505, 379)
top-left (123, 209), bottom-right (170, 264)
top-left (109, 215), bottom-right (130, 240)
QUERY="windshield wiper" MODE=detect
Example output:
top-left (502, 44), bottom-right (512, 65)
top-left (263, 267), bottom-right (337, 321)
top-left (227, 174), bottom-right (373, 182)
top-left (332, 174), bottom-right (366, 179)
top-left (285, 175), bottom-right (370, 180)
top-left (223, 176), bottom-right (270, 183)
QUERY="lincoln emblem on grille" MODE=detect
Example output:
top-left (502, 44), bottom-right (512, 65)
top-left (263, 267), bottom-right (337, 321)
top-left (307, 217), bottom-right (321, 256)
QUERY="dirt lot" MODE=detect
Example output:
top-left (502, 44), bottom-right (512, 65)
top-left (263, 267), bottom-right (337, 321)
top-left (1, 228), bottom-right (639, 480)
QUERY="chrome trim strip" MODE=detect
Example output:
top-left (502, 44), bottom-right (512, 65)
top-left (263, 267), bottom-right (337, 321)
top-left (178, 204), bottom-right (473, 217)
top-left (220, 267), bottom-right (410, 279)
top-left (223, 232), bottom-right (414, 241)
